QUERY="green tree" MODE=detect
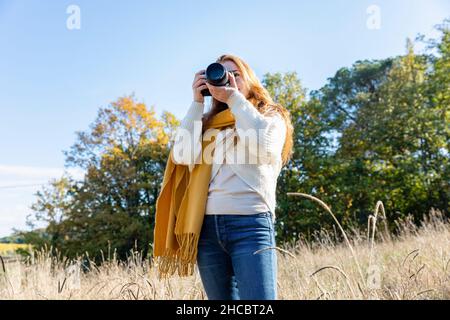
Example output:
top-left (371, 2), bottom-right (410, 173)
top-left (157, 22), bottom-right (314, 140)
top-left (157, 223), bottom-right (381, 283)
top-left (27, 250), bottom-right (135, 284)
top-left (25, 96), bottom-right (178, 260)
top-left (263, 72), bottom-right (337, 241)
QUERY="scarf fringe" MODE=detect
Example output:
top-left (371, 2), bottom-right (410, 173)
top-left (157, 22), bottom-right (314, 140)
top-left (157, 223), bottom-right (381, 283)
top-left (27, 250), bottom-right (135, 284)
top-left (154, 233), bottom-right (200, 279)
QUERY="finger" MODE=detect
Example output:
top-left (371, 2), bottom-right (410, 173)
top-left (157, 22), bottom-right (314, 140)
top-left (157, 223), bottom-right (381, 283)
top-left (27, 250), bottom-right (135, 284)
top-left (197, 84), bottom-right (208, 91)
top-left (193, 74), bottom-right (206, 86)
top-left (206, 82), bottom-right (219, 91)
top-left (193, 77), bottom-right (206, 88)
top-left (228, 72), bottom-right (237, 88)
top-left (205, 82), bottom-right (216, 93)
top-left (195, 69), bottom-right (206, 75)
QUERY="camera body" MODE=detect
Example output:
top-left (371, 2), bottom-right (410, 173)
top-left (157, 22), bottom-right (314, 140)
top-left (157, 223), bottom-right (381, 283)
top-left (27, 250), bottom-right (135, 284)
top-left (201, 62), bottom-right (230, 96)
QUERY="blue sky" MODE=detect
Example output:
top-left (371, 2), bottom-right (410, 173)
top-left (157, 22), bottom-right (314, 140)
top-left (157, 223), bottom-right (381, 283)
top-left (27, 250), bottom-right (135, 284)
top-left (0, 0), bottom-right (448, 237)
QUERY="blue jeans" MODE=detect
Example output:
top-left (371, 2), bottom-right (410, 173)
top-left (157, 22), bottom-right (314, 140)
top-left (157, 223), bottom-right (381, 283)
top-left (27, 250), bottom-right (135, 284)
top-left (196, 211), bottom-right (277, 300)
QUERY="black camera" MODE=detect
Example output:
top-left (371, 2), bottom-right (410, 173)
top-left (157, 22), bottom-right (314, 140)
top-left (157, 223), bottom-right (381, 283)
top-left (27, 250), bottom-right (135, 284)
top-left (201, 62), bottom-right (230, 96)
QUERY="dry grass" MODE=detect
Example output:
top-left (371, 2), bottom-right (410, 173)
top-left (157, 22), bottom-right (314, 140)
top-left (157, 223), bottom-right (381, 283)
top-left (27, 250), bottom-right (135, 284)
top-left (0, 202), bottom-right (449, 300)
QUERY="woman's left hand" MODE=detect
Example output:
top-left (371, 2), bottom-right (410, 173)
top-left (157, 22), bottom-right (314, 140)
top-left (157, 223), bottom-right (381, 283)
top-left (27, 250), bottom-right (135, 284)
top-left (206, 72), bottom-right (239, 103)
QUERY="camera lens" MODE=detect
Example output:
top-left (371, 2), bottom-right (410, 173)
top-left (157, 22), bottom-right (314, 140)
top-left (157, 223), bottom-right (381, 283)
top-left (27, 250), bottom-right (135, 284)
top-left (206, 63), bottom-right (227, 85)
top-left (201, 63), bottom-right (230, 96)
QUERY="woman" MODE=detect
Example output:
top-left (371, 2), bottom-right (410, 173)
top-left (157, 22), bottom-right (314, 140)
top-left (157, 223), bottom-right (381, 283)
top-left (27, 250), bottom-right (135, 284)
top-left (153, 54), bottom-right (293, 300)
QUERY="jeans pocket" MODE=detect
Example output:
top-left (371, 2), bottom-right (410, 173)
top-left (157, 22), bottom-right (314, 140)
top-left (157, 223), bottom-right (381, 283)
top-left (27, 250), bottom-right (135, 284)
top-left (255, 210), bottom-right (274, 233)
top-left (252, 212), bottom-right (272, 232)
top-left (255, 211), bottom-right (270, 218)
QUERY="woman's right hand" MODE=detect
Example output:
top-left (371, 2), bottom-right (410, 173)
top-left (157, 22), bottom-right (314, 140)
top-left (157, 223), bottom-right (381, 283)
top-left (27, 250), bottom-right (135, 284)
top-left (192, 69), bottom-right (207, 104)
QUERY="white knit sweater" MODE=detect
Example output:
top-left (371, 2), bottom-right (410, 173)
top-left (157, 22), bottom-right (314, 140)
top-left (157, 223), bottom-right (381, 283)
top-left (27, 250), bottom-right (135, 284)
top-left (205, 158), bottom-right (271, 215)
top-left (171, 90), bottom-right (287, 222)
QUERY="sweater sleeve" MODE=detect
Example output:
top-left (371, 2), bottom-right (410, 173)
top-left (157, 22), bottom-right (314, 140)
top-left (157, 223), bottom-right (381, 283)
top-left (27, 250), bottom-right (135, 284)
top-left (226, 90), bottom-right (286, 164)
top-left (171, 100), bottom-right (204, 172)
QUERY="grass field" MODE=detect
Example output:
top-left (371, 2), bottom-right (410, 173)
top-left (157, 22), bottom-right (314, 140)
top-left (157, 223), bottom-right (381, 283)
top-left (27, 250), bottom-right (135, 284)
top-left (0, 205), bottom-right (449, 300)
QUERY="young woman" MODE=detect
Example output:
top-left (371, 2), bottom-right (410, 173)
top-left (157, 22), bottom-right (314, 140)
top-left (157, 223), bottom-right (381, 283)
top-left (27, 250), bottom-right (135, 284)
top-left (161, 54), bottom-right (293, 300)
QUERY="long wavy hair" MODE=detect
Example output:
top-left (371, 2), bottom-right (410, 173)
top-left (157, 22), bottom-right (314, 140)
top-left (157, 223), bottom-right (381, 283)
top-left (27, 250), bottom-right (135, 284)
top-left (202, 54), bottom-right (294, 167)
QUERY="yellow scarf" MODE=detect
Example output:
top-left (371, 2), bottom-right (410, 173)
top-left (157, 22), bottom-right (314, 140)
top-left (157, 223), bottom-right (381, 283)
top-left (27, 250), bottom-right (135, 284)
top-left (153, 107), bottom-right (235, 279)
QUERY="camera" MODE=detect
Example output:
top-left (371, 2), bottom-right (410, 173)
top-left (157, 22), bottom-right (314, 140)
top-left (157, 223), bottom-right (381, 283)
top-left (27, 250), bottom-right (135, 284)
top-left (201, 62), bottom-right (230, 96)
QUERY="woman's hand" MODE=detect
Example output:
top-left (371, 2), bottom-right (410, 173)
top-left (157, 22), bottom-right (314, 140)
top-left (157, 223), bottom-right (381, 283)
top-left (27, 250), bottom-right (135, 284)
top-left (206, 72), bottom-right (239, 104)
top-left (192, 69), bottom-right (207, 104)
